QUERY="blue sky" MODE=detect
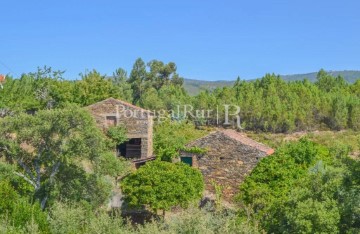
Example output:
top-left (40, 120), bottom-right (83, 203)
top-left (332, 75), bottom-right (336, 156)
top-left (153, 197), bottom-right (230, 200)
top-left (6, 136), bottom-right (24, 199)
top-left (1, 0), bottom-right (360, 80)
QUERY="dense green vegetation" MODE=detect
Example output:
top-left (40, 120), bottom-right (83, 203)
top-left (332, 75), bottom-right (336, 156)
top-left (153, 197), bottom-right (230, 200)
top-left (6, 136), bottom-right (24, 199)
top-left (121, 161), bottom-right (204, 216)
top-left (153, 120), bottom-right (210, 161)
top-left (238, 139), bottom-right (360, 233)
top-left (1, 61), bottom-right (360, 134)
top-left (0, 105), bottom-right (125, 209)
top-left (0, 60), bottom-right (359, 233)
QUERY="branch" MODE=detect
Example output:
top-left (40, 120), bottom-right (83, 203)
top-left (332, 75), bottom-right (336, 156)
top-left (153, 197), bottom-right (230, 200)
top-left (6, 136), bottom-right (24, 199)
top-left (34, 145), bottom-right (44, 188)
top-left (13, 171), bottom-right (37, 189)
top-left (0, 145), bottom-right (12, 155)
top-left (34, 159), bottom-right (41, 188)
top-left (17, 160), bottom-right (37, 183)
top-left (49, 161), bottom-right (61, 183)
top-left (0, 145), bottom-right (38, 184)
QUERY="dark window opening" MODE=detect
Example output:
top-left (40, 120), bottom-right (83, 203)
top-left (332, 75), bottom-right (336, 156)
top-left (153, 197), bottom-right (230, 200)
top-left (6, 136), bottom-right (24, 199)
top-left (181, 156), bottom-right (193, 167)
top-left (117, 138), bottom-right (142, 159)
top-left (220, 157), bottom-right (225, 160)
top-left (106, 116), bottom-right (117, 127)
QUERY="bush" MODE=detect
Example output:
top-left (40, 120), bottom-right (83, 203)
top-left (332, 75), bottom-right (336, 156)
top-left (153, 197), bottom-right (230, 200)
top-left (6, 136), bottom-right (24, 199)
top-left (96, 152), bottom-right (131, 177)
top-left (0, 180), bottom-right (49, 233)
top-left (237, 138), bottom-right (360, 233)
top-left (237, 139), bottom-right (333, 232)
top-left (107, 125), bottom-right (128, 146)
top-left (121, 160), bottom-right (204, 214)
top-left (48, 202), bottom-right (262, 234)
top-left (153, 120), bottom-right (209, 161)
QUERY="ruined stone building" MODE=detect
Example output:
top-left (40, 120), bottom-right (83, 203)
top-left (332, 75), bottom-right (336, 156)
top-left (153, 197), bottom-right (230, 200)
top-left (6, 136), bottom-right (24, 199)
top-left (87, 98), bottom-right (154, 166)
top-left (87, 99), bottom-right (274, 201)
top-left (180, 129), bottom-right (274, 200)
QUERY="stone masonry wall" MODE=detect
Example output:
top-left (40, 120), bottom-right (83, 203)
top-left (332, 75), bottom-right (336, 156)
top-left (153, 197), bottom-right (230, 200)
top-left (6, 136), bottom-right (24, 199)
top-left (181, 132), bottom-right (267, 200)
top-left (86, 98), bottom-right (153, 158)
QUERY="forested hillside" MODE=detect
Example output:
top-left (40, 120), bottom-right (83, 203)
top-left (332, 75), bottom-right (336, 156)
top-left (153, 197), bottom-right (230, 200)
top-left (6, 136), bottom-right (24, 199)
top-left (281, 70), bottom-right (360, 83)
top-left (184, 79), bottom-right (234, 95)
top-left (1, 60), bottom-right (360, 133)
top-left (184, 70), bottom-right (360, 95)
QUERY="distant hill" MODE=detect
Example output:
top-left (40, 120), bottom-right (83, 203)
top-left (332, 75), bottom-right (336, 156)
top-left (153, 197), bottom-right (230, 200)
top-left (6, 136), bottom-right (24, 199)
top-left (184, 70), bottom-right (360, 95)
top-left (281, 70), bottom-right (360, 83)
top-left (183, 79), bottom-right (235, 95)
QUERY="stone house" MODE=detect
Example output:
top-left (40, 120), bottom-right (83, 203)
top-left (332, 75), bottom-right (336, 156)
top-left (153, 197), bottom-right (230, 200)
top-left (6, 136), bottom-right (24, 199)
top-left (180, 129), bottom-right (274, 200)
top-left (87, 98), bottom-right (155, 166)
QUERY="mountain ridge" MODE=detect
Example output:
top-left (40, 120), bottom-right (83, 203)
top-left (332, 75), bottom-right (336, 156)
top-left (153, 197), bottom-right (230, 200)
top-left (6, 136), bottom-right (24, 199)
top-left (184, 70), bottom-right (360, 95)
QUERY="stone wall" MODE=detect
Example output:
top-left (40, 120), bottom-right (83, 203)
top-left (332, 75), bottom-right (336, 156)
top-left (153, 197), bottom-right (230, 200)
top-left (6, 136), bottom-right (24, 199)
top-left (86, 98), bottom-right (153, 158)
top-left (180, 131), bottom-right (268, 200)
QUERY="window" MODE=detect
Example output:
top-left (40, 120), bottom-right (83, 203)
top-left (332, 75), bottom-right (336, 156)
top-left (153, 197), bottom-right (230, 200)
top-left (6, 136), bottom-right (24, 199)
top-left (181, 157), bottom-right (193, 167)
top-left (117, 138), bottom-right (142, 159)
top-left (106, 116), bottom-right (117, 126)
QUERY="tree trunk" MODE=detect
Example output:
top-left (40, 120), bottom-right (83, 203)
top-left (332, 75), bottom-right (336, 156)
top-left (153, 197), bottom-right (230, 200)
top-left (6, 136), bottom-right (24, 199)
top-left (40, 196), bottom-right (48, 210)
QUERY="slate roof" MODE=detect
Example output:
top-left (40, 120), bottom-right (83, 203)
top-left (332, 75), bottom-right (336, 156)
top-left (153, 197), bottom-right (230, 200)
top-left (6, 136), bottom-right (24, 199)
top-left (87, 97), bottom-right (151, 113)
top-left (188, 129), bottom-right (275, 155)
top-left (220, 129), bottom-right (274, 155)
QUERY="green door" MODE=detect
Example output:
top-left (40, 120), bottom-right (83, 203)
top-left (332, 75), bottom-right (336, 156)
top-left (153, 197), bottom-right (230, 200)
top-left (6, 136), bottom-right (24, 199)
top-left (181, 157), bottom-right (193, 166)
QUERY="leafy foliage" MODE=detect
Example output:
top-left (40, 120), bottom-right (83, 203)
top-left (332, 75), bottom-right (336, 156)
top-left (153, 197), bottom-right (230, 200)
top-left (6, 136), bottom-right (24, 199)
top-left (182, 146), bottom-right (208, 154)
top-left (0, 105), bottom-right (123, 209)
top-left (0, 180), bottom-right (49, 233)
top-left (153, 120), bottom-right (209, 161)
top-left (0, 61), bottom-right (359, 233)
top-left (238, 139), bottom-right (360, 233)
top-left (1, 63), bottom-right (359, 134)
top-left (107, 125), bottom-right (128, 146)
top-left (121, 160), bottom-right (204, 214)
top-left (283, 162), bottom-right (343, 233)
top-left (42, 201), bottom-right (262, 234)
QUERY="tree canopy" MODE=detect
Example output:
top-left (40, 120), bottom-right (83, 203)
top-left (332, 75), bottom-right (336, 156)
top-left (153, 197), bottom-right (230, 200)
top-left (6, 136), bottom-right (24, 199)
top-left (121, 160), bottom-right (204, 215)
top-left (0, 105), bottom-right (126, 209)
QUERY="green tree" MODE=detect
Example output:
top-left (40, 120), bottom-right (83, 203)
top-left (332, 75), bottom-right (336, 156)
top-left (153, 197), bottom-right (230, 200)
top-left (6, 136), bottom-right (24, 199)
top-left (147, 60), bottom-right (184, 90)
top-left (283, 162), bottom-right (343, 234)
top-left (128, 58), bottom-right (147, 103)
top-left (138, 87), bottom-right (165, 110)
top-left (158, 84), bottom-right (189, 110)
top-left (315, 69), bottom-right (337, 92)
top-left (0, 105), bottom-right (111, 209)
top-left (75, 70), bottom-right (118, 106)
top-left (111, 68), bottom-right (133, 102)
top-left (330, 95), bottom-right (348, 130)
top-left (237, 139), bottom-right (330, 232)
top-left (351, 80), bottom-right (360, 97)
top-left (121, 160), bottom-right (204, 216)
top-left (340, 158), bottom-right (360, 232)
top-left (347, 97), bottom-right (360, 130)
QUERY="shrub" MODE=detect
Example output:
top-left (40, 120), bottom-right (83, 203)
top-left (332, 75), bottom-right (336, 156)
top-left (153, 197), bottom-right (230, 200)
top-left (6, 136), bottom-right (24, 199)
top-left (153, 120), bottom-right (209, 161)
top-left (121, 161), bottom-right (204, 215)
top-left (107, 125), bottom-right (128, 146)
top-left (0, 180), bottom-right (49, 233)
